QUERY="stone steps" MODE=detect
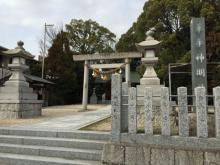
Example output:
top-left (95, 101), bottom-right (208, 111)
top-left (0, 128), bottom-right (110, 140)
top-left (0, 143), bottom-right (102, 161)
top-left (0, 153), bottom-right (100, 165)
top-left (0, 128), bottom-right (110, 165)
top-left (0, 135), bottom-right (105, 150)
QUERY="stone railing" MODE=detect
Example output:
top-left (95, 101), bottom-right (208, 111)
top-left (102, 74), bottom-right (220, 165)
top-left (0, 68), bottom-right (11, 86)
top-left (0, 68), bottom-right (11, 80)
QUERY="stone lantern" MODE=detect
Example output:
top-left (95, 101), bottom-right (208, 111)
top-left (0, 41), bottom-right (42, 119)
top-left (6, 41), bottom-right (33, 87)
top-left (136, 36), bottom-right (160, 85)
top-left (136, 36), bottom-right (164, 106)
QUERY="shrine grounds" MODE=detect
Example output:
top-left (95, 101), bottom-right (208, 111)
top-left (0, 104), bottom-right (110, 129)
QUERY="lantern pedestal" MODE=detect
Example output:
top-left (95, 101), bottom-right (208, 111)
top-left (140, 57), bottom-right (160, 85)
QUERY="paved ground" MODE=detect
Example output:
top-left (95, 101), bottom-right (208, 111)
top-left (0, 105), bottom-right (111, 131)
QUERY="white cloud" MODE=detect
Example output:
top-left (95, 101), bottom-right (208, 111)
top-left (0, 0), bottom-right (145, 56)
top-left (0, 0), bottom-right (19, 8)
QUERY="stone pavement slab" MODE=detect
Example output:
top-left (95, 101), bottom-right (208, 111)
top-left (5, 105), bottom-right (111, 131)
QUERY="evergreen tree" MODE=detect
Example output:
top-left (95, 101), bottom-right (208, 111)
top-left (45, 31), bottom-right (80, 105)
top-left (66, 19), bottom-right (116, 54)
top-left (116, 0), bottom-right (220, 90)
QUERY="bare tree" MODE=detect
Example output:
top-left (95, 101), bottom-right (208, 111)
top-left (38, 24), bottom-right (63, 58)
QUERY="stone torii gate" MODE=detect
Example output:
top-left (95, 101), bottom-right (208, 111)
top-left (73, 52), bottom-right (142, 110)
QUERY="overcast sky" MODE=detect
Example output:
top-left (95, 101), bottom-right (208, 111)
top-left (0, 0), bottom-right (145, 57)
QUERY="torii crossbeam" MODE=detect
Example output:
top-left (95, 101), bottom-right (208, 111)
top-left (73, 52), bottom-right (142, 110)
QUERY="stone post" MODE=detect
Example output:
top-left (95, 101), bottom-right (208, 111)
top-left (82, 60), bottom-right (89, 110)
top-left (178, 87), bottom-right (189, 137)
top-left (161, 87), bottom-right (170, 135)
top-left (122, 82), bottom-right (128, 132)
top-left (195, 87), bottom-right (208, 138)
top-left (125, 58), bottom-right (131, 87)
top-left (144, 87), bottom-right (153, 134)
top-left (111, 74), bottom-right (122, 142)
top-left (213, 87), bottom-right (220, 138)
top-left (128, 87), bottom-right (137, 133)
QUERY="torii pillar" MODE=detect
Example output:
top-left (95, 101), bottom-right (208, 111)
top-left (125, 58), bottom-right (131, 86)
top-left (82, 60), bottom-right (89, 110)
top-left (73, 52), bottom-right (142, 110)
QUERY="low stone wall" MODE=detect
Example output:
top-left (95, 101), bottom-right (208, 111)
top-left (0, 102), bottom-right (42, 119)
top-left (107, 74), bottom-right (220, 165)
top-left (102, 143), bottom-right (220, 165)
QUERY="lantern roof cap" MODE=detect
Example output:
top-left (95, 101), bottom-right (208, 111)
top-left (136, 36), bottom-right (160, 48)
top-left (2, 41), bottom-right (34, 59)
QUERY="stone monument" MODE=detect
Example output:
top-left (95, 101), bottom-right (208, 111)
top-left (0, 41), bottom-right (42, 119)
top-left (191, 17), bottom-right (207, 92)
top-left (90, 88), bottom-right (97, 104)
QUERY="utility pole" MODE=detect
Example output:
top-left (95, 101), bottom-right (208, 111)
top-left (41, 23), bottom-right (54, 79)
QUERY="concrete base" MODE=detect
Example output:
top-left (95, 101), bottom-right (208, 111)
top-left (0, 68), bottom-right (42, 119)
top-left (140, 77), bottom-right (160, 85)
top-left (102, 143), bottom-right (220, 165)
top-left (137, 84), bottom-right (164, 105)
top-left (0, 102), bottom-right (42, 119)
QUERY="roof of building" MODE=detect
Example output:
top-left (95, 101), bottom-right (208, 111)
top-left (0, 46), bottom-right (8, 56)
top-left (0, 68), bottom-right (54, 85)
top-left (24, 74), bottom-right (55, 84)
top-left (0, 46), bottom-right (8, 51)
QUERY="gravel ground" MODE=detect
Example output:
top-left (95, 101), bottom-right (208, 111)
top-left (81, 117), bottom-right (111, 132)
top-left (82, 112), bottom-right (216, 137)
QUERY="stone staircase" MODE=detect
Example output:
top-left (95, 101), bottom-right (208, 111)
top-left (0, 128), bottom-right (110, 165)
